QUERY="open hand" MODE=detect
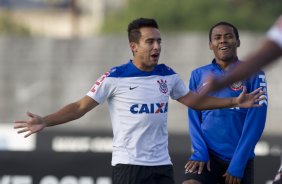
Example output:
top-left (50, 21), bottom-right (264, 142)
top-left (223, 172), bottom-right (241, 184)
top-left (235, 87), bottom-right (266, 108)
top-left (184, 160), bottom-right (210, 174)
top-left (14, 112), bottom-right (46, 138)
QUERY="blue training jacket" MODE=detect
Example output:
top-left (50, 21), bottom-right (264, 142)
top-left (188, 59), bottom-right (268, 178)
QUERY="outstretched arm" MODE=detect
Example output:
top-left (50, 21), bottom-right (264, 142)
top-left (14, 96), bottom-right (98, 137)
top-left (183, 38), bottom-right (281, 107)
top-left (212, 39), bottom-right (282, 92)
top-left (177, 87), bottom-right (264, 110)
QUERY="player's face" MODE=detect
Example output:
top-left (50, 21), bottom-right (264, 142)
top-left (209, 25), bottom-right (240, 65)
top-left (131, 27), bottom-right (162, 71)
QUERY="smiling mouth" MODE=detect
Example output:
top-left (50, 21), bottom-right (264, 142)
top-left (219, 46), bottom-right (229, 50)
top-left (151, 53), bottom-right (159, 59)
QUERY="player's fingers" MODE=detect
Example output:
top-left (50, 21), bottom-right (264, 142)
top-left (230, 178), bottom-right (235, 184)
top-left (14, 123), bottom-right (27, 129)
top-left (185, 162), bottom-right (194, 173)
top-left (189, 163), bottom-right (198, 173)
top-left (191, 161), bottom-right (202, 173)
top-left (254, 95), bottom-right (266, 104)
top-left (206, 161), bottom-right (211, 171)
top-left (242, 86), bottom-right (246, 94)
top-left (17, 128), bottom-right (30, 134)
top-left (224, 174), bottom-right (231, 184)
top-left (255, 95), bottom-right (266, 101)
top-left (24, 132), bottom-right (33, 138)
top-left (225, 175), bottom-right (238, 184)
top-left (186, 161), bottom-right (197, 173)
top-left (258, 89), bottom-right (266, 96)
top-left (14, 120), bottom-right (27, 124)
top-left (237, 86), bottom-right (246, 99)
top-left (198, 162), bottom-right (204, 174)
top-left (184, 161), bottom-right (192, 169)
top-left (252, 104), bottom-right (262, 107)
top-left (254, 91), bottom-right (266, 99)
top-left (27, 111), bottom-right (35, 118)
top-left (186, 161), bottom-right (195, 171)
top-left (249, 87), bottom-right (262, 95)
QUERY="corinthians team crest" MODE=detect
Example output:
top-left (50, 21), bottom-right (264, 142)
top-left (157, 79), bottom-right (168, 94)
top-left (230, 81), bottom-right (243, 91)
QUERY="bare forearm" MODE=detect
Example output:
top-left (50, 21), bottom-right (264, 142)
top-left (43, 103), bottom-right (86, 127)
top-left (42, 96), bottom-right (98, 127)
top-left (194, 96), bottom-right (236, 110)
top-left (218, 39), bottom-right (282, 90)
top-left (178, 92), bottom-right (236, 110)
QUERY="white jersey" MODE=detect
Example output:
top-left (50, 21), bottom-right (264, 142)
top-left (87, 60), bottom-right (188, 166)
top-left (267, 15), bottom-right (282, 48)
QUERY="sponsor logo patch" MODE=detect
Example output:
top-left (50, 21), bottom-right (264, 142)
top-left (157, 79), bottom-right (168, 94)
top-left (130, 103), bottom-right (168, 114)
top-left (230, 81), bottom-right (243, 91)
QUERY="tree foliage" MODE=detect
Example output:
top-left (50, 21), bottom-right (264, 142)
top-left (102, 0), bottom-right (281, 33)
top-left (0, 13), bottom-right (31, 36)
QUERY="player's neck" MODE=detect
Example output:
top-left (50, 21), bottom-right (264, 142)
top-left (132, 59), bottom-right (155, 72)
top-left (216, 59), bottom-right (237, 71)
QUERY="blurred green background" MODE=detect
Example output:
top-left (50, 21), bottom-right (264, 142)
top-left (0, 0), bottom-right (281, 36)
top-left (101, 0), bottom-right (282, 33)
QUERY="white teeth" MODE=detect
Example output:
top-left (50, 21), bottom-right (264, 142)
top-left (220, 47), bottom-right (228, 50)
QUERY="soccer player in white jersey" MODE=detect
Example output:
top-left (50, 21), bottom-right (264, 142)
top-left (14, 18), bottom-right (264, 184)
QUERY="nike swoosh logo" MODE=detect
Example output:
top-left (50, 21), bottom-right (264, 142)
top-left (129, 86), bottom-right (138, 90)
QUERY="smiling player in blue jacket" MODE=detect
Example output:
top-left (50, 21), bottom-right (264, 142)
top-left (183, 22), bottom-right (268, 184)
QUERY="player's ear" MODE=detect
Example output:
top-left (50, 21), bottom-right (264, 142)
top-left (236, 39), bottom-right (241, 47)
top-left (130, 42), bottom-right (138, 53)
top-left (209, 41), bottom-right (213, 50)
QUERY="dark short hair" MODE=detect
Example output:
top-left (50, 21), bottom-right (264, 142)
top-left (209, 21), bottom-right (239, 41)
top-left (127, 18), bottom-right (159, 43)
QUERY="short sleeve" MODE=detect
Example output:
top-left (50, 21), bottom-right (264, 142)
top-left (87, 71), bottom-right (118, 104)
top-left (170, 74), bottom-right (189, 100)
top-left (267, 15), bottom-right (282, 49)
